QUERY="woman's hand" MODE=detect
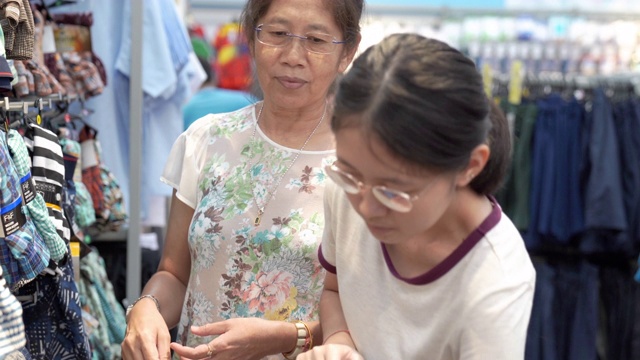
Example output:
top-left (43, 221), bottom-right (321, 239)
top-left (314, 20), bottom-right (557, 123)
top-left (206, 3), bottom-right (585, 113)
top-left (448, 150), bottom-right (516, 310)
top-left (170, 318), bottom-right (293, 360)
top-left (121, 298), bottom-right (173, 360)
top-left (297, 344), bottom-right (364, 360)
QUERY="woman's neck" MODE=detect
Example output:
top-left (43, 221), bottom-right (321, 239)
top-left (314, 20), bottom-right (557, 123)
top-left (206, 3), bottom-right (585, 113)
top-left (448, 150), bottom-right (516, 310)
top-left (257, 100), bottom-right (334, 151)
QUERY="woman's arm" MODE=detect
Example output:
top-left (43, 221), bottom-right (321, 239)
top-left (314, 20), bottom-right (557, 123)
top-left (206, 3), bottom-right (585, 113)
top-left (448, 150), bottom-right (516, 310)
top-left (121, 191), bottom-right (193, 359)
top-left (138, 191), bottom-right (193, 327)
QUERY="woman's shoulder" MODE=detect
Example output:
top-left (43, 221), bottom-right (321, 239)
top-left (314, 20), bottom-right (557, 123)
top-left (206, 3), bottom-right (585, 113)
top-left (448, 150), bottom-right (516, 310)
top-left (184, 105), bottom-right (256, 141)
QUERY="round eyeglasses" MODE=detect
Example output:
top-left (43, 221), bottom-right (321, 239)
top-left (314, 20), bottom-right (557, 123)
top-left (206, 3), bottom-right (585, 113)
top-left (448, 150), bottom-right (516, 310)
top-left (255, 24), bottom-right (346, 55)
top-left (325, 163), bottom-right (430, 213)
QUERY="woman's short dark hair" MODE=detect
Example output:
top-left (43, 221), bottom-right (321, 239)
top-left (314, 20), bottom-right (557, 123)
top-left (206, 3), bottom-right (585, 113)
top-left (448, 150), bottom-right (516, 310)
top-left (332, 33), bottom-right (511, 195)
top-left (239, 0), bottom-right (363, 53)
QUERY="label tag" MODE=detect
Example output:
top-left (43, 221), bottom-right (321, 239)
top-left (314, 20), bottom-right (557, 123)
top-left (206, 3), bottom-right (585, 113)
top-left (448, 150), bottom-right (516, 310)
top-left (42, 25), bottom-right (57, 54)
top-left (20, 173), bottom-right (36, 204)
top-left (70, 240), bottom-right (81, 282)
top-left (508, 60), bottom-right (524, 105)
top-left (70, 241), bottom-right (80, 257)
top-left (0, 198), bottom-right (26, 237)
top-left (482, 63), bottom-right (493, 98)
top-left (54, 24), bottom-right (93, 52)
top-left (35, 182), bottom-right (62, 207)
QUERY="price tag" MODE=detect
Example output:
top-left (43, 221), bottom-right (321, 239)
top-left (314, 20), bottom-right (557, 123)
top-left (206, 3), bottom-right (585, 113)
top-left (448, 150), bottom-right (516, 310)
top-left (509, 60), bottom-right (524, 105)
top-left (71, 241), bottom-right (81, 282)
top-left (482, 63), bottom-right (493, 98)
top-left (42, 25), bottom-right (57, 54)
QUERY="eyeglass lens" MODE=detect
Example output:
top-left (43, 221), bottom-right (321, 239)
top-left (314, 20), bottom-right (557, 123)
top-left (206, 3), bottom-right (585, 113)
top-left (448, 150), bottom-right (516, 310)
top-left (325, 165), bottom-right (413, 212)
top-left (257, 25), bottom-right (339, 54)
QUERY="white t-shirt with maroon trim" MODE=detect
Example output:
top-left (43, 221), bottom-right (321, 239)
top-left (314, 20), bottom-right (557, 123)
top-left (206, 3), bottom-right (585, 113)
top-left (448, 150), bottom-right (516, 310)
top-left (319, 180), bottom-right (536, 360)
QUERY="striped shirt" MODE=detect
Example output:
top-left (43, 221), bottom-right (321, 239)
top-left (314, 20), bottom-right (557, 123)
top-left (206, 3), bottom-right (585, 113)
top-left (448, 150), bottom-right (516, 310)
top-left (23, 124), bottom-right (71, 243)
top-left (0, 267), bottom-right (26, 357)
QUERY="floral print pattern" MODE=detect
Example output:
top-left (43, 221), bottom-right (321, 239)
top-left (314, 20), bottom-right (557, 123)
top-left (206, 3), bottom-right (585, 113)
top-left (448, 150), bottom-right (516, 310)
top-left (171, 106), bottom-right (334, 356)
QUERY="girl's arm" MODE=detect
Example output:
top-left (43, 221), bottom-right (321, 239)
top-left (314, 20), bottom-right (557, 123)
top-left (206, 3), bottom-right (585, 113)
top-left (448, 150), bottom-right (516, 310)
top-left (319, 272), bottom-right (355, 348)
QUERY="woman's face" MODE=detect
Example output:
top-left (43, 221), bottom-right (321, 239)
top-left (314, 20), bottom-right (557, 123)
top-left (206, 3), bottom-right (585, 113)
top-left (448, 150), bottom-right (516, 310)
top-left (254, 0), bottom-right (356, 110)
top-left (333, 126), bottom-right (459, 245)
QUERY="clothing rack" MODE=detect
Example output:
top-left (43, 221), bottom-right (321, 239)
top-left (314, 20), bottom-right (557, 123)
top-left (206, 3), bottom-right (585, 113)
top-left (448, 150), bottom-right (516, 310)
top-left (128, 0), bottom-right (143, 303)
top-left (492, 73), bottom-right (640, 97)
top-left (0, 93), bottom-right (80, 113)
top-left (363, 6), bottom-right (640, 21)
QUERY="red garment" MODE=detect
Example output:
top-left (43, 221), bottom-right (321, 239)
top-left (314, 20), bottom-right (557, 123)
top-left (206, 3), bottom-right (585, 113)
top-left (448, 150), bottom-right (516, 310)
top-left (213, 23), bottom-right (252, 91)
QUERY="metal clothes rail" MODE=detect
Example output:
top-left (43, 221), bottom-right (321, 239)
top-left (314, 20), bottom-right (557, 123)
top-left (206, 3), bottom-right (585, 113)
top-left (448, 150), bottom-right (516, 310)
top-left (493, 73), bottom-right (640, 92)
top-left (0, 93), bottom-right (79, 112)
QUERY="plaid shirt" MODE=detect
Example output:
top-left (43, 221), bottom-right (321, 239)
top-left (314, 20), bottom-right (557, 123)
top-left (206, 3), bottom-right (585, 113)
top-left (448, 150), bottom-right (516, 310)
top-left (62, 52), bottom-right (105, 99)
top-left (8, 130), bottom-right (67, 261)
top-left (59, 138), bottom-right (95, 228)
top-left (3, 0), bottom-right (34, 60)
top-left (11, 60), bottom-right (30, 96)
top-left (0, 136), bottom-right (49, 291)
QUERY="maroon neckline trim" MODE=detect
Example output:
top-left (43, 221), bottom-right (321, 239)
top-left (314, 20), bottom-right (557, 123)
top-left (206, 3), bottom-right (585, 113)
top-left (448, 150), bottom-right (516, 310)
top-left (382, 197), bottom-right (501, 285)
top-left (317, 197), bottom-right (502, 284)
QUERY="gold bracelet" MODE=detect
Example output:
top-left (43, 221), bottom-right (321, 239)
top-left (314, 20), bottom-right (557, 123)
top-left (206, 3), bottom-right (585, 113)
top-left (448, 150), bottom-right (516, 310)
top-left (282, 321), bottom-right (310, 359)
top-left (300, 321), bottom-right (313, 350)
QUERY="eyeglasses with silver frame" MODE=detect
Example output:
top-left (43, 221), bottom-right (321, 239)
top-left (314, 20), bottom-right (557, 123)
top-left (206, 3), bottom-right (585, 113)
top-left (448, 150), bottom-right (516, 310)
top-left (255, 24), bottom-right (346, 55)
top-left (324, 163), bottom-right (431, 213)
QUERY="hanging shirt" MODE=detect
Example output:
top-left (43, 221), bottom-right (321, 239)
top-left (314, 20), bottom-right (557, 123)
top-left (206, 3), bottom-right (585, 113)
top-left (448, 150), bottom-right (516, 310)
top-left (112, 0), bottom-right (193, 219)
top-left (182, 86), bottom-right (257, 130)
top-left (0, 267), bottom-right (26, 357)
top-left (49, 0), bottom-right (193, 220)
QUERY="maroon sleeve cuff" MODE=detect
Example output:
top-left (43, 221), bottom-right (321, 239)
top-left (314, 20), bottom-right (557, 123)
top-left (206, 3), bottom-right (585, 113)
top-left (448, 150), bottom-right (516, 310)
top-left (317, 244), bottom-right (336, 274)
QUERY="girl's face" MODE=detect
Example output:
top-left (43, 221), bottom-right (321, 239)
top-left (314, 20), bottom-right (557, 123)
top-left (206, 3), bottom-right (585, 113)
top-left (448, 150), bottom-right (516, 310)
top-left (333, 126), bottom-right (460, 245)
top-left (253, 0), bottom-right (356, 111)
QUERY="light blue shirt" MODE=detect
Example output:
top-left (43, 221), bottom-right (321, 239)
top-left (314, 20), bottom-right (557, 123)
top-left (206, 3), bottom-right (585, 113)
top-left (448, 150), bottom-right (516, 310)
top-left (183, 87), bottom-right (256, 130)
top-left (55, 0), bottom-right (193, 219)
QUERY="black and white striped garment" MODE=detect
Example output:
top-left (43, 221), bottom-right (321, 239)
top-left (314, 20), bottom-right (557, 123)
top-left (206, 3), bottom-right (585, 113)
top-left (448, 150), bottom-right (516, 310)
top-left (23, 124), bottom-right (71, 243)
top-left (0, 268), bottom-right (25, 357)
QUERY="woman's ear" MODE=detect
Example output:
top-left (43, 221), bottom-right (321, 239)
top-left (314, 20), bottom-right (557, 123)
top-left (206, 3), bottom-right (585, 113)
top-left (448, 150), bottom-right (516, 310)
top-left (456, 144), bottom-right (490, 187)
top-left (338, 34), bottom-right (361, 74)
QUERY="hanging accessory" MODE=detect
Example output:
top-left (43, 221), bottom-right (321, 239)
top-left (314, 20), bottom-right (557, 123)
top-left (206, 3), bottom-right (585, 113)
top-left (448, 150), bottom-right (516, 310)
top-left (248, 102), bottom-right (326, 226)
top-left (3, 108), bottom-right (9, 143)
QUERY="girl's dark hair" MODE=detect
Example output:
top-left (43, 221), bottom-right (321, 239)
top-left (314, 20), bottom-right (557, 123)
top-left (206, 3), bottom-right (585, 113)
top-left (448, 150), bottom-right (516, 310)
top-left (470, 101), bottom-right (511, 195)
top-left (240, 0), bottom-right (363, 53)
top-left (332, 33), bottom-right (511, 195)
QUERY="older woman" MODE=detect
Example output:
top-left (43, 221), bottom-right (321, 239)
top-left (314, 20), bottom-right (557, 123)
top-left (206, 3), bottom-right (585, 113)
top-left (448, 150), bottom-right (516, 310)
top-left (121, 0), bottom-right (362, 359)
